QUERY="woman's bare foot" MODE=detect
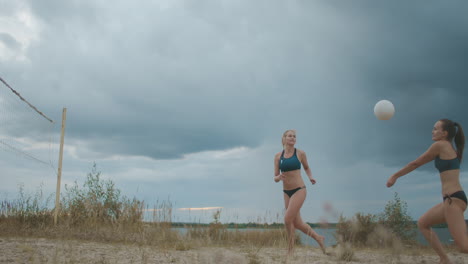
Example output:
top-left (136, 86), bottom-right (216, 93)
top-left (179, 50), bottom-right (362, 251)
top-left (316, 235), bottom-right (327, 254)
top-left (286, 248), bottom-right (295, 260)
top-left (439, 257), bottom-right (453, 264)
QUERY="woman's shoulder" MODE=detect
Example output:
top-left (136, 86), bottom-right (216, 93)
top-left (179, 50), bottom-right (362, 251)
top-left (429, 141), bottom-right (453, 155)
top-left (433, 140), bottom-right (456, 154)
top-left (295, 148), bottom-right (307, 156)
top-left (295, 148), bottom-right (305, 153)
top-left (275, 151), bottom-right (283, 159)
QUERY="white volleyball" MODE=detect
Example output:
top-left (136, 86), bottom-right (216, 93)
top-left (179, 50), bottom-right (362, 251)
top-left (374, 100), bottom-right (395, 120)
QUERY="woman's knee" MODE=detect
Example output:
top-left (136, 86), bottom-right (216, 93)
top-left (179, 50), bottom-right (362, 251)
top-left (284, 215), bottom-right (295, 226)
top-left (417, 217), bottom-right (430, 230)
top-left (293, 218), bottom-right (305, 229)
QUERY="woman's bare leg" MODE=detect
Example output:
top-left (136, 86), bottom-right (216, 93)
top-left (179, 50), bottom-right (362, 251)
top-left (444, 198), bottom-right (468, 253)
top-left (418, 202), bottom-right (452, 264)
top-left (284, 189), bottom-right (306, 256)
top-left (293, 213), bottom-right (326, 254)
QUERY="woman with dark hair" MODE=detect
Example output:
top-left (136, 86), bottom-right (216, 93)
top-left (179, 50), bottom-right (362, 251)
top-left (274, 129), bottom-right (326, 256)
top-left (387, 119), bottom-right (466, 264)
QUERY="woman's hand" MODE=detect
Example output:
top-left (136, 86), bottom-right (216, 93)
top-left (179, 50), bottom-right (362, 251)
top-left (309, 178), bottom-right (316, 185)
top-left (386, 175), bottom-right (397, 188)
top-left (274, 174), bottom-right (285, 182)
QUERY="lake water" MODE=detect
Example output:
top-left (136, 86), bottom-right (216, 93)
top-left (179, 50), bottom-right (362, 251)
top-left (175, 227), bottom-right (453, 247)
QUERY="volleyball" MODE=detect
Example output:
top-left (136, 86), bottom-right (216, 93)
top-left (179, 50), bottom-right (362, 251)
top-left (374, 100), bottom-right (395, 120)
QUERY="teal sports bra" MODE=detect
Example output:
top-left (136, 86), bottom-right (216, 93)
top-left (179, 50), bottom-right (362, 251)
top-left (280, 148), bottom-right (301, 172)
top-left (435, 156), bottom-right (460, 173)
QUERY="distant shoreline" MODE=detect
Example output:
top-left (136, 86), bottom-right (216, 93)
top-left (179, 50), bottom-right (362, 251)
top-left (159, 221), bottom-right (466, 229)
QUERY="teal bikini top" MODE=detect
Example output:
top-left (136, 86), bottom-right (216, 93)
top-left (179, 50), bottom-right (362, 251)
top-left (435, 156), bottom-right (460, 173)
top-left (280, 148), bottom-right (301, 172)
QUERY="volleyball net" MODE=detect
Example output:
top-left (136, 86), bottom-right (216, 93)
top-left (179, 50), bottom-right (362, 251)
top-left (0, 77), bottom-right (59, 195)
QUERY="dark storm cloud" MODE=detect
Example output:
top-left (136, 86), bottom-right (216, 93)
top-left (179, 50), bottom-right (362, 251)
top-left (8, 0), bottom-right (283, 159)
top-left (328, 1), bottom-right (468, 167)
top-left (3, 1), bottom-right (467, 164)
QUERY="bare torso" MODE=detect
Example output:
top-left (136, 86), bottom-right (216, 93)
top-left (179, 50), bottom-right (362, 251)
top-left (275, 150), bottom-right (306, 190)
top-left (282, 170), bottom-right (305, 190)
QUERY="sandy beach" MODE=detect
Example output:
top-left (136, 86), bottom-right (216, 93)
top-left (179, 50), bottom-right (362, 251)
top-left (1, 237), bottom-right (467, 264)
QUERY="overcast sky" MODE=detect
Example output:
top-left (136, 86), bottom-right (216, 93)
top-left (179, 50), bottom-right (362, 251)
top-left (1, 0), bottom-right (467, 224)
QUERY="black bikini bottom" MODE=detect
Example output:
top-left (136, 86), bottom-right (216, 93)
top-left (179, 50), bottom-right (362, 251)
top-left (443, 190), bottom-right (467, 205)
top-left (283, 186), bottom-right (306, 198)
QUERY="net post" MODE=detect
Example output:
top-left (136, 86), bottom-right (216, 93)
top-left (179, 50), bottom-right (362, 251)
top-left (54, 107), bottom-right (67, 225)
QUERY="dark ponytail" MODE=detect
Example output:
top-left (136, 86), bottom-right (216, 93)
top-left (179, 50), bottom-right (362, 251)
top-left (454, 122), bottom-right (465, 162)
top-left (440, 119), bottom-right (465, 163)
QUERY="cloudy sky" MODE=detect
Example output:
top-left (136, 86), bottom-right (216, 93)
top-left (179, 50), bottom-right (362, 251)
top-left (1, 0), bottom-right (467, 224)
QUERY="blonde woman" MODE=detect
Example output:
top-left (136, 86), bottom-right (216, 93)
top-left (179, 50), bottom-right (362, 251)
top-left (387, 119), bottom-right (466, 264)
top-left (274, 129), bottom-right (326, 255)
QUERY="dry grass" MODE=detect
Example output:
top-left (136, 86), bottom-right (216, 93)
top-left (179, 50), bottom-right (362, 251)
top-left (0, 171), bottom-right (297, 251)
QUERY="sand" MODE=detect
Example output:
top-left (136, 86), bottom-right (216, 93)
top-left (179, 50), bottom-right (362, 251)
top-left (0, 237), bottom-right (467, 264)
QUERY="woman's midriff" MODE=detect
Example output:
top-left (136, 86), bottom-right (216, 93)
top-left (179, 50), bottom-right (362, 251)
top-left (440, 170), bottom-right (463, 195)
top-left (282, 170), bottom-right (305, 190)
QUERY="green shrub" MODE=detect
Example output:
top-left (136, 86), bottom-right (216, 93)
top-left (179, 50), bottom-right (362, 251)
top-left (335, 213), bottom-right (377, 247)
top-left (378, 192), bottom-right (416, 243)
top-left (335, 193), bottom-right (416, 247)
top-left (61, 163), bottom-right (143, 226)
